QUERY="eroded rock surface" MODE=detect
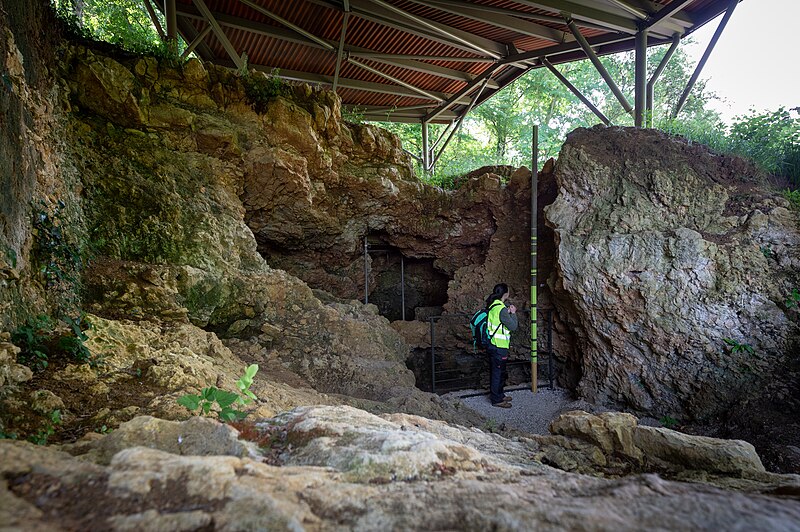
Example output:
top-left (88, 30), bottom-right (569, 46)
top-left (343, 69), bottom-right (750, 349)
top-left (3, 407), bottom-right (799, 531)
top-left (547, 127), bottom-right (800, 423)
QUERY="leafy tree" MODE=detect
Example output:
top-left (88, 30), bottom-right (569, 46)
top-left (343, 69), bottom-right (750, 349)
top-left (51, 0), bottom-right (178, 57)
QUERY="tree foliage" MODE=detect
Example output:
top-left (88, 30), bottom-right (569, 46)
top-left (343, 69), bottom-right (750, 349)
top-left (51, 0), bottom-right (180, 58)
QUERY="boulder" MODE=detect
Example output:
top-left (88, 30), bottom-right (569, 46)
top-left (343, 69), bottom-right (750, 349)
top-left (546, 126), bottom-right (800, 421)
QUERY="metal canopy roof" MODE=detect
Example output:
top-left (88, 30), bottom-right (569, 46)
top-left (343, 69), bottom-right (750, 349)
top-left (160, 0), bottom-right (740, 124)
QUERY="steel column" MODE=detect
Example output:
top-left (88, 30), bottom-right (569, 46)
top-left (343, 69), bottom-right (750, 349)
top-left (430, 318), bottom-right (436, 393)
top-left (333, 11), bottom-right (350, 92)
top-left (531, 125), bottom-right (538, 393)
top-left (421, 121), bottom-right (430, 173)
top-left (646, 34), bottom-right (680, 127)
top-left (566, 18), bottom-right (633, 115)
top-left (634, 28), bottom-right (648, 127)
top-left (364, 236), bottom-right (369, 304)
top-left (542, 59), bottom-right (610, 126)
top-left (401, 255), bottom-right (405, 321)
top-left (673, 0), bottom-right (738, 118)
top-left (547, 309), bottom-right (554, 389)
top-left (165, 0), bottom-right (177, 40)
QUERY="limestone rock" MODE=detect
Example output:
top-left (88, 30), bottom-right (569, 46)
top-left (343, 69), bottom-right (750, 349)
top-left (63, 415), bottom-right (258, 465)
top-left (546, 126), bottom-right (800, 423)
top-left (2, 408), bottom-right (800, 531)
top-left (633, 425), bottom-right (765, 476)
top-left (0, 341), bottom-right (32, 387)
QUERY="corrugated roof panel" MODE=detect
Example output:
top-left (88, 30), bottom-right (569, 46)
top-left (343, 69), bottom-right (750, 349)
top-left (171, 0), bottom-right (739, 123)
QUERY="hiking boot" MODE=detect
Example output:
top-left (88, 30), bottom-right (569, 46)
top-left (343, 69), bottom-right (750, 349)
top-left (503, 395), bottom-right (513, 402)
top-left (492, 401), bottom-right (511, 408)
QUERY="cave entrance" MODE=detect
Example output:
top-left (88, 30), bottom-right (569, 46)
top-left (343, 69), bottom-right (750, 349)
top-left (364, 236), bottom-right (449, 322)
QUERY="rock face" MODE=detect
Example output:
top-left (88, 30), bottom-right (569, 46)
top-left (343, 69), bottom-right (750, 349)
top-left (546, 126), bottom-right (800, 424)
top-left (2, 408), bottom-right (799, 531)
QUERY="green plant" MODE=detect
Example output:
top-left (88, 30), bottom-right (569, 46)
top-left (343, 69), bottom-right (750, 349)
top-left (784, 189), bottom-right (800, 211)
top-left (342, 105), bottom-right (367, 125)
top-left (178, 364), bottom-right (259, 422)
top-left (723, 338), bottom-right (755, 355)
top-left (28, 410), bottom-right (62, 445)
top-left (58, 314), bottom-right (95, 364)
top-left (659, 415), bottom-right (679, 429)
top-left (0, 430), bottom-right (19, 440)
top-left (482, 418), bottom-right (498, 433)
top-left (760, 245), bottom-right (774, 259)
top-left (241, 69), bottom-right (291, 113)
top-left (786, 288), bottom-right (800, 309)
top-left (12, 315), bottom-right (54, 371)
top-left (95, 425), bottom-right (112, 434)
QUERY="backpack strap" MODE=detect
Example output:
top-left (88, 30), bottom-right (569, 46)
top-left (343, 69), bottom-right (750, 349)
top-left (487, 300), bottom-right (505, 341)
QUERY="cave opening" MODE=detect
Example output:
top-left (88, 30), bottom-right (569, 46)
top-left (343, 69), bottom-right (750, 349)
top-left (366, 237), bottom-right (450, 322)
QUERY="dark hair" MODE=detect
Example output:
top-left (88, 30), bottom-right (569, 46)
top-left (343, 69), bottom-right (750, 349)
top-left (485, 283), bottom-right (508, 309)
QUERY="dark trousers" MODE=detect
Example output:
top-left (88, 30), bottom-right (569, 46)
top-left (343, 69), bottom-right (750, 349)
top-left (487, 344), bottom-right (508, 404)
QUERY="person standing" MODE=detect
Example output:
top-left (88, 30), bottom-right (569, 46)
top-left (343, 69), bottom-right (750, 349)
top-left (485, 283), bottom-right (518, 408)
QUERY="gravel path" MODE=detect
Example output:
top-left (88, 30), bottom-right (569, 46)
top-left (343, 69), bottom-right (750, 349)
top-left (443, 385), bottom-right (600, 435)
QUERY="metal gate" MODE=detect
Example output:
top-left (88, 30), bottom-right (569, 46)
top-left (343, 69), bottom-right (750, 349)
top-left (429, 308), bottom-right (555, 393)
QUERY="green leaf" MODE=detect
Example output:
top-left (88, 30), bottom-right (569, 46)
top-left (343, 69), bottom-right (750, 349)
top-left (177, 394), bottom-right (201, 411)
top-left (200, 387), bottom-right (218, 401)
top-left (723, 338), bottom-right (736, 346)
top-left (236, 364), bottom-right (259, 393)
top-left (214, 390), bottom-right (240, 408)
top-left (218, 408), bottom-right (239, 423)
top-left (201, 402), bottom-right (212, 414)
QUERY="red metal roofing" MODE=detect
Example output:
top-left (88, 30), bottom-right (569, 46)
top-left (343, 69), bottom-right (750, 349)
top-left (168, 0), bottom-right (742, 123)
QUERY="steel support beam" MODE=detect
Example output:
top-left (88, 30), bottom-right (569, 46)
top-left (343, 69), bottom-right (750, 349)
top-left (175, 16), bottom-right (214, 61)
top-left (310, 0), bottom-right (504, 57)
top-left (233, 61), bottom-right (470, 103)
top-left (431, 121), bottom-right (453, 152)
top-left (607, 0), bottom-right (647, 20)
top-left (673, 0), bottom-right (738, 118)
top-left (646, 33), bottom-right (680, 127)
top-left (143, 0), bottom-right (166, 40)
top-left (165, 0), bottom-right (177, 40)
top-left (634, 28), bottom-right (648, 127)
top-left (348, 57), bottom-right (444, 101)
top-left (333, 11), bottom-right (349, 92)
top-left (409, 0), bottom-right (568, 43)
top-left (431, 79), bottom-right (490, 168)
top-left (419, 0), bottom-right (608, 31)
top-left (238, 0), bottom-right (334, 50)
top-left (421, 121), bottom-right (430, 172)
top-left (542, 59), bottom-right (610, 125)
top-left (646, 0), bottom-right (694, 30)
top-left (194, 0), bottom-right (244, 69)
top-left (363, 0), bottom-right (504, 58)
top-left (509, 0), bottom-right (639, 34)
top-left (424, 64), bottom-right (502, 122)
top-left (566, 18), bottom-right (633, 115)
top-left (181, 24), bottom-right (213, 59)
top-left (349, 53), bottom-right (497, 86)
top-left (177, 5), bottom-right (491, 87)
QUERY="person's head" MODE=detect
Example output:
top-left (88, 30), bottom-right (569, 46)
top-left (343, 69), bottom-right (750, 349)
top-left (486, 283), bottom-right (509, 308)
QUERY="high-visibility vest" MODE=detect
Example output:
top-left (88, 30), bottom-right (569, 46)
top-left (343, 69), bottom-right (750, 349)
top-left (487, 300), bottom-right (511, 349)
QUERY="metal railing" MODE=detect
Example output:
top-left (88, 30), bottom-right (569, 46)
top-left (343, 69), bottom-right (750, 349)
top-left (429, 308), bottom-right (555, 393)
